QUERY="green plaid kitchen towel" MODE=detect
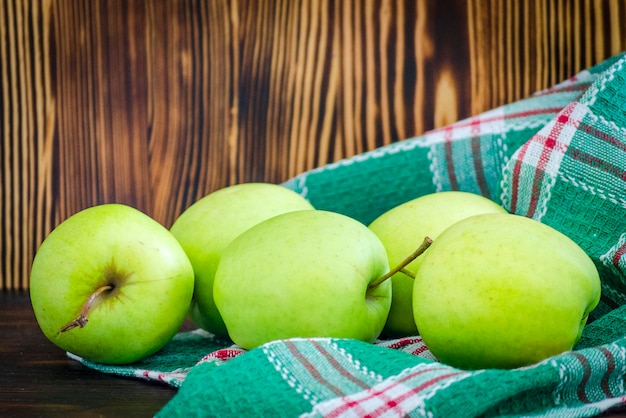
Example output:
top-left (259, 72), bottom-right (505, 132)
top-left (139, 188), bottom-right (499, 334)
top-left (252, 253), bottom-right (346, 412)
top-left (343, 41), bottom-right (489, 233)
top-left (70, 52), bottom-right (626, 417)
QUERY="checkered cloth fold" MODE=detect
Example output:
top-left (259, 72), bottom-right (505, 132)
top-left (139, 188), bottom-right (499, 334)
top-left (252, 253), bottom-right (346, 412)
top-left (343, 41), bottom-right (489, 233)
top-left (72, 52), bottom-right (626, 417)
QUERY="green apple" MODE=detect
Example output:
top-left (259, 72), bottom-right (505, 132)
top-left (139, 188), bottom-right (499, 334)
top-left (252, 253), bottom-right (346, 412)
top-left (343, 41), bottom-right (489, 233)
top-left (368, 191), bottom-right (507, 337)
top-left (30, 204), bottom-right (194, 365)
top-left (169, 182), bottom-right (315, 337)
top-left (213, 209), bottom-right (391, 349)
top-left (412, 213), bottom-right (601, 370)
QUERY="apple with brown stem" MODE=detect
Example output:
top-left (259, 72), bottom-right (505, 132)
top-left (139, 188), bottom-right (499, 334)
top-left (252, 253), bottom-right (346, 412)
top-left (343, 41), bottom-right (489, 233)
top-left (213, 209), bottom-right (432, 349)
top-left (30, 204), bottom-right (195, 365)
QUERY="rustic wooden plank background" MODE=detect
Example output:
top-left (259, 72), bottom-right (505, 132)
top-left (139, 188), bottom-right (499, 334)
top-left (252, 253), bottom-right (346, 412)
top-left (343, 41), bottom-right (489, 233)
top-left (2, 0), bottom-right (625, 290)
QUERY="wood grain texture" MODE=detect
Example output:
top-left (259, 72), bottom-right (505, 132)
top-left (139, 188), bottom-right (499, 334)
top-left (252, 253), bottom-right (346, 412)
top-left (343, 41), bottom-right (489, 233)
top-left (2, 0), bottom-right (625, 289)
top-left (2, 0), bottom-right (55, 290)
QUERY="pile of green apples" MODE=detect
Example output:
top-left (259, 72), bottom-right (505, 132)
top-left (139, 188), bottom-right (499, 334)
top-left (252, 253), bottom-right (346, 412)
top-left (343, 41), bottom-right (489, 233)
top-left (30, 182), bottom-right (601, 370)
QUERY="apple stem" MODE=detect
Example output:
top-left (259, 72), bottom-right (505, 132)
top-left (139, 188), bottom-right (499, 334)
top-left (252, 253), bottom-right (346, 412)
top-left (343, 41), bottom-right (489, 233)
top-left (368, 236), bottom-right (432, 290)
top-left (400, 268), bottom-right (415, 279)
top-left (59, 284), bottom-right (114, 333)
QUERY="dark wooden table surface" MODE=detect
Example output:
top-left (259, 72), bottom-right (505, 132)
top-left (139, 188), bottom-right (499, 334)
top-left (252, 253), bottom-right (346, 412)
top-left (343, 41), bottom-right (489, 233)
top-left (3, 290), bottom-right (626, 418)
top-left (0, 291), bottom-right (187, 417)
